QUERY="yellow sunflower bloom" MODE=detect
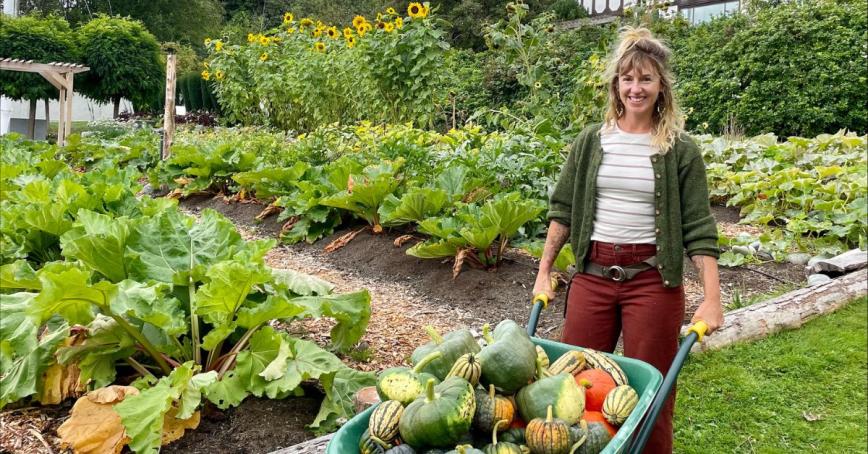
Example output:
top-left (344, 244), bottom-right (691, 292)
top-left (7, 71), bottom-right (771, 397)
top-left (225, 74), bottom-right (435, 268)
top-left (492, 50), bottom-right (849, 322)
top-left (287, 27), bottom-right (296, 34)
top-left (376, 12), bottom-right (383, 21)
top-left (300, 17), bottom-right (314, 28)
top-left (357, 22), bottom-right (372, 37)
top-left (316, 20), bottom-right (325, 29)
top-left (283, 12), bottom-right (294, 23)
top-left (384, 22), bottom-right (394, 33)
top-left (375, 20), bottom-right (385, 30)
top-left (201, 70), bottom-right (211, 80)
top-left (260, 53), bottom-right (268, 61)
top-left (326, 26), bottom-right (339, 39)
top-left (352, 15), bottom-right (367, 29)
top-left (247, 33), bottom-right (256, 42)
top-left (259, 35), bottom-right (270, 45)
top-left (422, 4), bottom-right (430, 17)
top-left (408, 2), bottom-right (425, 18)
top-left (215, 40), bottom-right (224, 52)
top-left (204, 37), bottom-right (212, 46)
top-left (346, 35), bottom-right (357, 48)
top-left (343, 27), bottom-right (354, 39)
top-left (215, 70), bottom-right (225, 81)
top-left (395, 17), bottom-right (403, 29)
top-left (386, 7), bottom-right (397, 15)
top-left (313, 27), bottom-right (323, 38)
top-left (314, 41), bottom-right (326, 52)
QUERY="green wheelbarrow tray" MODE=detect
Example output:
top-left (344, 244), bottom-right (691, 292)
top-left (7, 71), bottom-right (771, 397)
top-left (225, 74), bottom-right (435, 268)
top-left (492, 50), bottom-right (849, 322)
top-left (326, 296), bottom-right (706, 454)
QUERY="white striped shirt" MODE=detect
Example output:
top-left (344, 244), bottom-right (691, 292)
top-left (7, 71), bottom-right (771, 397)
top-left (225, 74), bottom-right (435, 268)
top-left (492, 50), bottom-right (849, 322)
top-left (590, 126), bottom-right (658, 244)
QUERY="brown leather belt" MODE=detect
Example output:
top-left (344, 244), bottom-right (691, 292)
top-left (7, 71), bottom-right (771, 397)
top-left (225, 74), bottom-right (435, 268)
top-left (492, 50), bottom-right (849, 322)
top-left (582, 256), bottom-right (658, 282)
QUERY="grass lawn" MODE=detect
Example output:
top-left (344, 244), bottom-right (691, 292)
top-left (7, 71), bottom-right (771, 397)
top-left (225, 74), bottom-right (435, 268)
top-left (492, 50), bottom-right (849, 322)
top-left (674, 297), bottom-right (867, 453)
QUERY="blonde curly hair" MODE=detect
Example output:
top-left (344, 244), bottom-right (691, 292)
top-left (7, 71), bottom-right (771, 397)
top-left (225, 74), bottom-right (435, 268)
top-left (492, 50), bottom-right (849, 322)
top-left (602, 26), bottom-right (684, 155)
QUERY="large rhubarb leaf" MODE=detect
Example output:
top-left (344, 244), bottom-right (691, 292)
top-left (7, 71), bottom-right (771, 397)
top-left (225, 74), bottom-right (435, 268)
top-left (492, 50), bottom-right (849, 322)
top-left (31, 267), bottom-right (106, 325)
top-left (115, 362), bottom-right (216, 454)
top-left (195, 260), bottom-right (271, 328)
top-left (270, 268), bottom-right (334, 297)
top-left (232, 162), bottom-right (309, 198)
top-left (60, 210), bottom-right (133, 283)
top-left (320, 160), bottom-right (404, 228)
top-left (125, 209), bottom-right (245, 285)
top-left (406, 239), bottom-right (462, 259)
top-left (0, 260), bottom-right (41, 290)
top-left (379, 187), bottom-right (449, 227)
top-left (481, 192), bottom-right (546, 238)
top-left (56, 315), bottom-right (137, 388)
top-left (293, 290), bottom-right (372, 352)
top-left (310, 366), bottom-right (377, 433)
top-left (110, 281), bottom-right (187, 337)
top-left (234, 295), bottom-right (306, 329)
top-left (0, 303), bottom-right (68, 409)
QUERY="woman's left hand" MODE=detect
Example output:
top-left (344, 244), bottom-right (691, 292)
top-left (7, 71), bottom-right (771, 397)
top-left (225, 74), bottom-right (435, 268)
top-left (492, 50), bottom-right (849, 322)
top-left (691, 299), bottom-right (724, 335)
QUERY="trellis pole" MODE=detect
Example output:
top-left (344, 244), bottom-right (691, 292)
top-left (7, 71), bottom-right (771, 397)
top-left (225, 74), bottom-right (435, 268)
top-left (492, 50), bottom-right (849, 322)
top-left (162, 49), bottom-right (177, 160)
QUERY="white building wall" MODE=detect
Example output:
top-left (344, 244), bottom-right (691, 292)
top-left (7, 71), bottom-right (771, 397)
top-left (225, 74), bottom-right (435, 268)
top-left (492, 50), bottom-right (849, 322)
top-left (7, 95), bottom-right (134, 123)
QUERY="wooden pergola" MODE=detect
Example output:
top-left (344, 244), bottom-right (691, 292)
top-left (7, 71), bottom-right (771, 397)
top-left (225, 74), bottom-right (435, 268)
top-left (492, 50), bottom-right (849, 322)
top-left (0, 58), bottom-right (89, 146)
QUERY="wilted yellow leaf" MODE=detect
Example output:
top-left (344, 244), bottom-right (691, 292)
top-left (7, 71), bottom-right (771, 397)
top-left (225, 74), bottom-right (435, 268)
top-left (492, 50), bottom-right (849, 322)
top-left (161, 409), bottom-right (200, 446)
top-left (58, 386), bottom-right (139, 454)
top-left (38, 331), bottom-right (86, 405)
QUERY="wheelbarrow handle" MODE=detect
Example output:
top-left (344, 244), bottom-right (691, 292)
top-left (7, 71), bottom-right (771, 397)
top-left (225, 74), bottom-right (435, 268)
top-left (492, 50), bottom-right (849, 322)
top-left (527, 294), bottom-right (549, 337)
top-left (627, 321), bottom-right (708, 454)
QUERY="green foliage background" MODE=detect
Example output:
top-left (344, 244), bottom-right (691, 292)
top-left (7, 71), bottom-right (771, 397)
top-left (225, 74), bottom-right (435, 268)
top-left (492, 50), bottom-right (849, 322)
top-left (0, 15), bottom-right (77, 101)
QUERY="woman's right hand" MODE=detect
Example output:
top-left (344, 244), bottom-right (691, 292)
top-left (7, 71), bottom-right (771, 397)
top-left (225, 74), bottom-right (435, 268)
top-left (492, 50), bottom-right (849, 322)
top-left (532, 270), bottom-right (555, 302)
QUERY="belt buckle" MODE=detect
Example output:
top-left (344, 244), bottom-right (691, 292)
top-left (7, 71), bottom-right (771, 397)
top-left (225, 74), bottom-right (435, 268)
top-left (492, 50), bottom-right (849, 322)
top-left (603, 265), bottom-right (627, 282)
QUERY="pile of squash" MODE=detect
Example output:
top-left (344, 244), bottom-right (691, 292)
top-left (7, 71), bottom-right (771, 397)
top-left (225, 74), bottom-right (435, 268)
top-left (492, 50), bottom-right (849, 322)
top-left (359, 320), bottom-right (641, 454)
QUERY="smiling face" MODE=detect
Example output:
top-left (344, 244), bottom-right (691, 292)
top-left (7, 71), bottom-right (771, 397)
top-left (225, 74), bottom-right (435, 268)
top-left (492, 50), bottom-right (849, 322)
top-left (616, 61), bottom-right (663, 121)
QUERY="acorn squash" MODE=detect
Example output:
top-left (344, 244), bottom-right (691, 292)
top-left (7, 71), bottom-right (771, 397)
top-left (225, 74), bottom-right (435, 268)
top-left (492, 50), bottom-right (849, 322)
top-left (515, 373), bottom-right (584, 426)
top-left (473, 384), bottom-right (515, 433)
top-left (412, 326), bottom-right (481, 380)
top-left (378, 351), bottom-right (443, 405)
top-left (570, 422), bottom-right (611, 454)
top-left (398, 377), bottom-right (477, 448)
top-left (447, 353), bottom-right (482, 386)
top-left (482, 420), bottom-right (523, 454)
top-left (478, 320), bottom-right (537, 394)
top-left (525, 406), bottom-right (572, 454)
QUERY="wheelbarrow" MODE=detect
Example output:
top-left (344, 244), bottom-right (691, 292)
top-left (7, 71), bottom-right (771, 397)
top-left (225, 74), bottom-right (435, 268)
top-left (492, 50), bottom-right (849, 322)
top-left (326, 294), bottom-right (707, 453)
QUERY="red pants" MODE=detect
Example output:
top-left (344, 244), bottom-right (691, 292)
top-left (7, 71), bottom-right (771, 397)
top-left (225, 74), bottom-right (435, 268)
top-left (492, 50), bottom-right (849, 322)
top-left (562, 241), bottom-right (684, 454)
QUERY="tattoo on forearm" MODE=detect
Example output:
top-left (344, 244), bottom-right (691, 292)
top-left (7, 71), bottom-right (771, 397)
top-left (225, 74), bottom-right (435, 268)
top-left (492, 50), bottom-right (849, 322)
top-left (541, 222), bottom-right (570, 268)
top-left (692, 256), bottom-right (706, 286)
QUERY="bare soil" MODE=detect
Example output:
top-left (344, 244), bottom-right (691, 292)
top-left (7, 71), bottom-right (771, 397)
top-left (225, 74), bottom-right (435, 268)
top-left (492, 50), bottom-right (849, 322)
top-left (5, 197), bottom-right (809, 454)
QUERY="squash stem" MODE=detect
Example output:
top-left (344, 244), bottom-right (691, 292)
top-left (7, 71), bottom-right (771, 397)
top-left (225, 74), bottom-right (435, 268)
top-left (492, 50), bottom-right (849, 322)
top-left (424, 378), bottom-right (437, 402)
top-left (424, 325), bottom-right (444, 344)
top-left (569, 420), bottom-right (589, 454)
top-left (545, 404), bottom-right (553, 422)
top-left (481, 323), bottom-right (494, 344)
top-left (492, 419), bottom-right (507, 446)
top-left (413, 350), bottom-right (443, 373)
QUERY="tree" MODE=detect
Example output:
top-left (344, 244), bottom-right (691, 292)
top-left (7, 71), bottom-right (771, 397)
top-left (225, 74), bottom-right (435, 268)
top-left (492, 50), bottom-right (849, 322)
top-left (0, 14), bottom-right (77, 138)
top-left (76, 15), bottom-right (164, 117)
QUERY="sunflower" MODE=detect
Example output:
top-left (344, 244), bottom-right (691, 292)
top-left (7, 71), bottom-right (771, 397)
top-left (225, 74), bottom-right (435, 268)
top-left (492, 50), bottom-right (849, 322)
top-left (215, 70), bottom-right (225, 81)
top-left (386, 7), bottom-right (397, 15)
top-left (215, 40), bottom-right (224, 52)
top-left (408, 2), bottom-right (427, 18)
top-left (394, 17), bottom-right (403, 29)
top-left (384, 22), bottom-right (395, 33)
top-left (313, 27), bottom-right (323, 38)
top-left (247, 33), bottom-right (256, 42)
top-left (300, 17), bottom-right (314, 28)
top-left (260, 52), bottom-right (268, 61)
top-left (259, 35), bottom-right (270, 46)
top-left (314, 41), bottom-right (326, 52)
top-left (326, 26), bottom-right (339, 39)
top-left (201, 70), bottom-right (211, 80)
top-left (287, 27), bottom-right (296, 34)
top-left (375, 20), bottom-right (385, 30)
top-left (356, 23), bottom-right (369, 37)
top-left (343, 27), bottom-right (354, 39)
top-left (352, 15), bottom-right (367, 29)
top-left (346, 35), bottom-right (357, 48)
top-left (204, 37), bottom-right (212, 46)
top-left (283, 12), bottom-right (294, 23)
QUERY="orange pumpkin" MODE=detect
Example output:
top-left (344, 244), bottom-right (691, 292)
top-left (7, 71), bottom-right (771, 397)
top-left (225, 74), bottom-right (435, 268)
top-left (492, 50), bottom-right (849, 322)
top-left (582, 410), bottom-right (618, 437)
top-left (509, 416), bottom-right (527, 429)
top-left (576, 368), bottom-right (617, 412)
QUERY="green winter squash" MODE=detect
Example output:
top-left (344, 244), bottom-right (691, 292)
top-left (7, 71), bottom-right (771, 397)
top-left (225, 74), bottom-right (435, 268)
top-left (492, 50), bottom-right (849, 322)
top-left (385, 445), bottom-right (418, 454)
top-left (447, 353), bottom-right (482, 386)
top-left (570, 422), bottom-right (611, 454)
top-left (525, 406), bottom-right (572, 454)
top-left (498, 428), bottom-right (526, 445)
top-left (482, 420), bottom-right (523, 454)
top-left (378, 351), bottom-right (443, 405)
top-left (445, 445), bottom-right (485, 454)
top-left (412, 326), bottom-right (481, 380)
top-left (473, 384), bottom-right (515, 433)
top-left (398, 377), bottom-right (477, 448)
top-left (478, 320), bottom-right (537, 394)
top-left (516, 373), bottom-right (584, 426)
top-left (370, 400), bottom-right (405, 443)
top-left (566, 420), bottom-right (589, 454)
top-left (601, 385), bottom-right (638, 426)
top-left (582, 350), bottom-right (628, 386)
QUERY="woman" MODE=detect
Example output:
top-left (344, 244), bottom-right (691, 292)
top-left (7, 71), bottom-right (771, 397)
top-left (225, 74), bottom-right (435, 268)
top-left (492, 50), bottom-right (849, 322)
top-left (532, 26), bottom-right (723, 454)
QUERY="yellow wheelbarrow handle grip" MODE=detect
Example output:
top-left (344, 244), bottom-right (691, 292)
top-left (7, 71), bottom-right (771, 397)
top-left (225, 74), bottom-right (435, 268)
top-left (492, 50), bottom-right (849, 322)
top-left (532, 293), bottom-right (549, 309)
top-left (686, 320), bottom-right (708, 343)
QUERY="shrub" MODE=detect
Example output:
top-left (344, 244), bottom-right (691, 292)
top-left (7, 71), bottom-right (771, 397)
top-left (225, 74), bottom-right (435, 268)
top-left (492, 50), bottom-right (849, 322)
top-left (0, 15), bottom-right (77, 103)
